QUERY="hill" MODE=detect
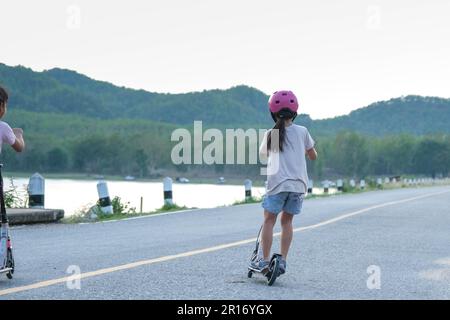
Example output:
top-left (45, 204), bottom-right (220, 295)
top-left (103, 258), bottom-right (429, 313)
top-left (2, 63), bottom-right (450, 136)
top-left (0, 64), bottom-right (271, 127)
top-left (313, 96), bottom-right (450, 136)
top-left (1, 63), bottom-right (449, 179)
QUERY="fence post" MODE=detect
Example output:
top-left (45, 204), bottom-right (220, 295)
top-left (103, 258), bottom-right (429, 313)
top-left (377, 178), bottom-right (383, 189)
top-left (163, 177), bottom-right (173, 206)
top-left (244, 179), bottom-right (252, 201)
top-left (324, 181), bottom-right (330, 193)
top-left (360, 179), bottom-right (366, 190)
top-left (337, 179), bottom-right (343, 192)
top-left (350, 179), bottom-right (356, 188)
top-left (97, 181), bottom-right (113, 214)
top-left (28, 173), bottom-right (45, 209)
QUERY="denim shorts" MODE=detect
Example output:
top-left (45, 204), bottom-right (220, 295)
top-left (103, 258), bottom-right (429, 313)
top-left (262, 192), bottom-right (304, 215)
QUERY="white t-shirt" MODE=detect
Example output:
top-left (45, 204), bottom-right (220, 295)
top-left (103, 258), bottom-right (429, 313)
top-left (260, 124), bottom-right (315, 195)
top-left (0, 121), bottom-right (16, 153)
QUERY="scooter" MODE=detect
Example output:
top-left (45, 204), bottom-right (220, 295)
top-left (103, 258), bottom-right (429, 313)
top-left (247, 226), bottom-right (282, 286)
top-left (0, 164), bottom-right (14, 279)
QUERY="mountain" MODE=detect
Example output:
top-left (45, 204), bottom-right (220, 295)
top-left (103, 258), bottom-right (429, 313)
top-left (313, 96), bottom-right (450, 136)
top-left (1, 63), bottom-right (450, 136)
top-left (0, 64), bottom-right (271, 126)
top-left (1, 63), bottom-right (449, 178)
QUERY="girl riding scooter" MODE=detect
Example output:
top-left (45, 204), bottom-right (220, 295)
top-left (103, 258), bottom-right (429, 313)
top-left (250, 90), bottom-right (317, 276)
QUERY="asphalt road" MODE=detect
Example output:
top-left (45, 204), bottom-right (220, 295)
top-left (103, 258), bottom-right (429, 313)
top-left (1, 185), bottom-right (450, 300)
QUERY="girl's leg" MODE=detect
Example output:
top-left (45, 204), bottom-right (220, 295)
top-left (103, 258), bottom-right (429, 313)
top-left (261, 210), bottom-right (277, 260)
top-left (280, 211), bottom-right (294, 259)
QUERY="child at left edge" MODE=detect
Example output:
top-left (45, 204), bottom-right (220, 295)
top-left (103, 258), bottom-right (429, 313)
top-left (0, 86), bottom-right (26, 154)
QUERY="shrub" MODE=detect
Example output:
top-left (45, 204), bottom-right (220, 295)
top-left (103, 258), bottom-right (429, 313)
top-left (4, 178), bottom-right (27, 208)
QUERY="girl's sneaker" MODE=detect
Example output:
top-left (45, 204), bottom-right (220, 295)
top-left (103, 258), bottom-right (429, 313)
top-left (249, 258), bottom-right (270, 272)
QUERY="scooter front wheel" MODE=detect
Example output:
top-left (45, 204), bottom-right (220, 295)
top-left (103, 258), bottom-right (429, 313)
top-left (6, 248), bottom-right (14, 279)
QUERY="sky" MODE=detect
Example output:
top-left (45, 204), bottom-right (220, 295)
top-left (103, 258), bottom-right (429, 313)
top-left (1, 0), bottom-right (449, 119)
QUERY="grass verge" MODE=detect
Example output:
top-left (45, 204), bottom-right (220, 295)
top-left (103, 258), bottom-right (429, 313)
top-left (62, 203), bottom-right (193, 224)
top-left (232, 196), bottom-right (263, 206)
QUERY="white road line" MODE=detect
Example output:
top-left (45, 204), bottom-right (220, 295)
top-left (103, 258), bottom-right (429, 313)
top-left (1, 189), bottom-right (449, 296)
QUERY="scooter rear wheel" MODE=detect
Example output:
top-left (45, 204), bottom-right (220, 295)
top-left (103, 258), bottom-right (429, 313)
top-left (267, 257), bottom-right (280, 286)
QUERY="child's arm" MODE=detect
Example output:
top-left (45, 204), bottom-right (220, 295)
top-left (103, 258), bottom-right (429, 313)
top-left (306, 147), bottom-right (317, 160)
top-left (304, 129), bottom-right (317, 160)
top-left (11, 128), bottom-right (25, 152)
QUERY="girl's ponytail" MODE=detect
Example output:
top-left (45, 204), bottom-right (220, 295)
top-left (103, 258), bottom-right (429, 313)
top-left (267, 116), bottom-right (287, 152)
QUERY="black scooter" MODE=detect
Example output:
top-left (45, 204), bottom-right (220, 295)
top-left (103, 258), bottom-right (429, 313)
top-left (247, 226), bottom-right (282, 286)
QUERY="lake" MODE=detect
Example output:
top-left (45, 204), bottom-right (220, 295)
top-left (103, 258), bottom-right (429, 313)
top-left (4, 177), bottom-right (267, 216)
top-left (4, 177), bottom-right (335, 216)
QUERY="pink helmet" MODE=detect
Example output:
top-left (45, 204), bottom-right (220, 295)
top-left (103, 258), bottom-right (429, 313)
top-left (268, 90), bottom-right (299, 113)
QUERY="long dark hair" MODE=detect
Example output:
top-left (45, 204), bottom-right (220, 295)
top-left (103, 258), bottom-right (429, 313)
top-left (267, 109), bottom-right (296, 152)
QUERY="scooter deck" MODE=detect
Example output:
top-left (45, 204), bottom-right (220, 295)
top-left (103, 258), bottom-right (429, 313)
top-left (0, 267), bottom-right (13, 274)
top-left (248, 266), bottom-right (269, 275)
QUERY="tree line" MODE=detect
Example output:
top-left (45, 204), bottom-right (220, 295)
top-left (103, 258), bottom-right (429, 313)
top-left (3, 63), bottom-right (450, 136)
top-left (2, 129), bottom-right (449, 180)
top-left (307, 132), bottom-right (450, 179)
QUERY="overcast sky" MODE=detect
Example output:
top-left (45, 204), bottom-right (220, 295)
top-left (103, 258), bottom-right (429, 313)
top-left (1, 0), bottom-right (449, 119)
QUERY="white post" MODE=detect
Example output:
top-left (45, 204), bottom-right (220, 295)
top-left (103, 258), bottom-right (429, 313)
top-left (377, 178), bottom-right (383, 188)
top-left (384, 177), bottom-right (390, 184)
top-left (28, 173), bottom-right (45, 209)
top-left (244, 179), bottom-right (252, 201)
top-left (350, 179), bottom-right (356, 188)
top-left (337, 179), bottom-right (343, 192)
top-left (360, 179), bottom-right (366, 190)
top-left (97, 181), bottom-right (113, 214)
top-left (324, 181), bottom-right (330, 193)
top-left (163, 177), bottom-right (173, 206)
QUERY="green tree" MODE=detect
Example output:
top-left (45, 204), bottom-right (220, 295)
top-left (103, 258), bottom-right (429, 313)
top-left (412, 138), bottom-right (450, 177)
top-left (72, 136), bottom-right (110, 173)
top-left (46, 147), bottom-right (69, 172)
top-left (135, 149), bottom-right (149, 178)
top-left (332, 132), bottom-right (369, 177)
